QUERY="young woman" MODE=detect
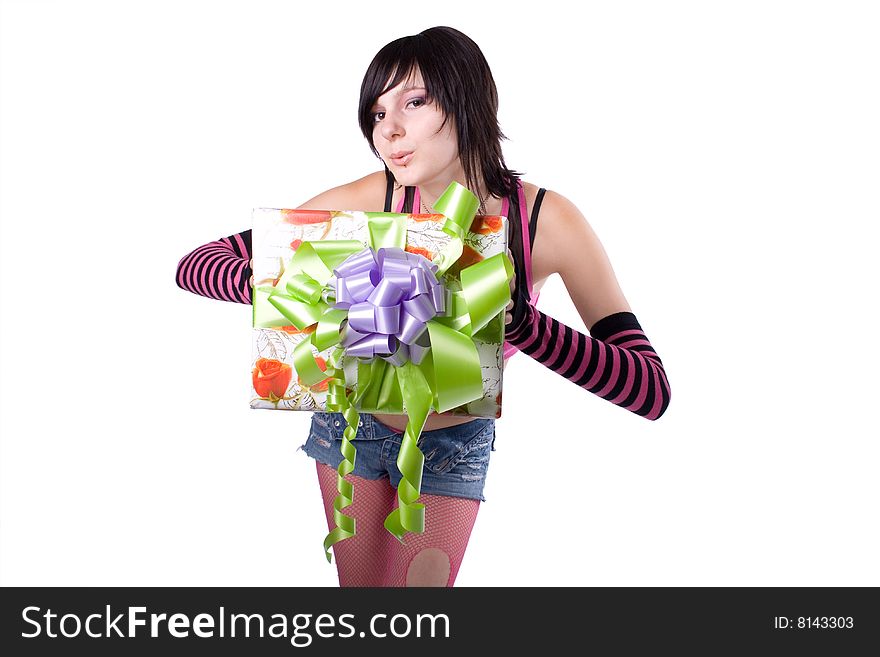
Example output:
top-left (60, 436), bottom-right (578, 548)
top-left (176, 26), bottom-right (671, 587)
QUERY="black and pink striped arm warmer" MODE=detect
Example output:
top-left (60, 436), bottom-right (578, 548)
top-left (176, 229), bottom-right (253, 304)
top-left (505, 305), bottom-right (671, 420)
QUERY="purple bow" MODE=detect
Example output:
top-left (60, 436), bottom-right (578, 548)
top-left (330, 247), bottom-right (450, 366)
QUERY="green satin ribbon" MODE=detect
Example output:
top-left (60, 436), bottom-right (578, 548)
top-left (252, 182), bottom-right (512, 563)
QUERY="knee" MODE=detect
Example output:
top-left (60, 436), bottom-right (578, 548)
top-left (406, 548), bottom-right (451, 587)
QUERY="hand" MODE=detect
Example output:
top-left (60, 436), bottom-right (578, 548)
top-left (505, 247), bottom-right (515, 326)
top-left (248, 258), bottom-right (254, 288)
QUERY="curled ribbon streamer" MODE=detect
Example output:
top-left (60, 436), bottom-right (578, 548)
top-left (252, 182), bottom-right (513, 561)
top-left (320, 359), bottom-right (359, 563)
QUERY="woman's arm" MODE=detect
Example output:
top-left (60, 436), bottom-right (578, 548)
top-left (505, 192), bottom-right (671, 420)
top-left (176, 230), bottom-right (253, 304)
top-left (174, 172), bottom-right (384, 305)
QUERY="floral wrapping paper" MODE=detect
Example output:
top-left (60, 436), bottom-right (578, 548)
top-left (250, 209), bottom-right (508, 418)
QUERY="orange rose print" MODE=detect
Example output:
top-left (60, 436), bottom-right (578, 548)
top-left (278, 323), bottom-right (317, 335)
top-left (298, 355), bottom-right (331, 392)
top-left (447, 243), bottom-right (485, 276)
top-left (252, 358), bottom-right (293, 399)
top-left (281, 210), bottom-right (332, 225)
top-left (404, 244), bottom-right (435, 260)
top-left (470, 215), bottom-right (503, 234)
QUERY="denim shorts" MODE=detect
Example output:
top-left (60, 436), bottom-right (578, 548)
top-left (297, 411), bottom-right (496, 502)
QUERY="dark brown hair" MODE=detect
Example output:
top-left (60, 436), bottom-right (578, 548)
top-left (358, 26), bottom-right (522, 199)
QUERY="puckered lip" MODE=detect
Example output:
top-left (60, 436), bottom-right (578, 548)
top-left (389, 150), bottom-right (413, 159)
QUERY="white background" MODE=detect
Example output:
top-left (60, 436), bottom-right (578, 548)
top-left (1, 0), bottom-right (878, 587)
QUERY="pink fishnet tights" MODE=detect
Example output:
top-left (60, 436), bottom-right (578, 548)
top-left (315, 461), bottom-right (480, 587)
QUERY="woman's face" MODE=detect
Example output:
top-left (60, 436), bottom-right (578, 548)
top-left (371, 69), bottom-right (461, 191)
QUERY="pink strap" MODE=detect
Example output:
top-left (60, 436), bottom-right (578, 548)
top-left (517, 180), bottom-right (534, 294)
top-left (395, 187), bottom-right (422, 213)
top-left (502, 181), bottom-right (539, 359)
top-left (500, 191), bottom-right (514, 361)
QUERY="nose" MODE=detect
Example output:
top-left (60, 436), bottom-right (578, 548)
top-left (379, 111), bottom-right (405, 142)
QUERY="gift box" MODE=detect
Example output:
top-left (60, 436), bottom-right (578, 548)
top-left (248, 183), bottom-right (512, 558)
top-left (250, 185), bottom-right (510, 419)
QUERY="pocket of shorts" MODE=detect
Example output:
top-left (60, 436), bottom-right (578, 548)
top-left (421, 422), bottom-right (494, 475)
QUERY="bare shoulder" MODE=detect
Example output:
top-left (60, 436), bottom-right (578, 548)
top-left (519, 180), bottom-right (584, 231)
top-left (296, 171), bottom-right (387, 211)
top-left (521, 181), bottom-right (632, 327)
top-left (522, 182), bottom-right (583, 229)
top-left (519, 181), bottom-right (594, 273)
top-left (517, 180), bottom-right (583, 285)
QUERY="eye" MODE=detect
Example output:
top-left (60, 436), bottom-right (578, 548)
top-left (372, 97), bottom-right (427, 124)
